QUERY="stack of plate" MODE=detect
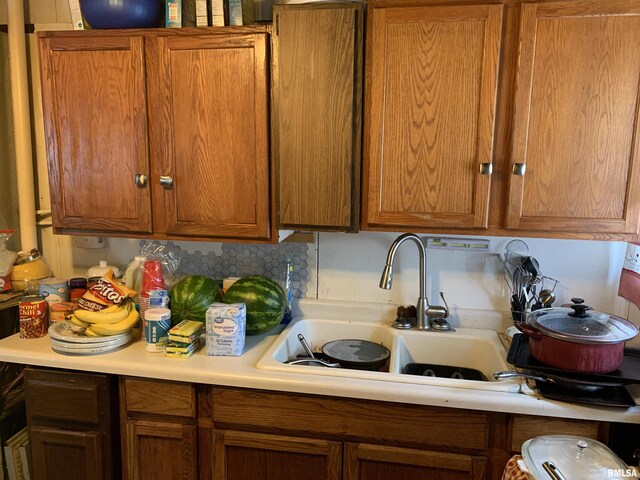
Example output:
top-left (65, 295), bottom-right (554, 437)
top-left (48, 322), bottom-right (133, 355)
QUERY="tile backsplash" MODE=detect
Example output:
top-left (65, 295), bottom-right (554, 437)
top-left (152, 241), bottom-right (310, 299)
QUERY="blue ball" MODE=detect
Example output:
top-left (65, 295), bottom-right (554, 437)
top-left (80, 0), bottom-right (163, 29)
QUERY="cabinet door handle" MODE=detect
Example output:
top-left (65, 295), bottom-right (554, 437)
top-left (134, 174), bottom-right (147, 188)
top-left (160, 176), bottom-right (174, 189)
top-left (479, 163), bottom-right (493, 175)
top-left (512, 163), bottom-right (526, 176)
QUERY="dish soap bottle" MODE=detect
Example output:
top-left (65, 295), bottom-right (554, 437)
top-left (279, 256), bottom-right (293, 324)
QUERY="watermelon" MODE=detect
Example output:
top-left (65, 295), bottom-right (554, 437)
top-left (170, 275), bottom-right (223, 326)
top-left (223, 275), bottom-right (286, 335)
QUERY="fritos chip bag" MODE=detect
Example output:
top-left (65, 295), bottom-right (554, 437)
top-left (76, 269), bottom-right (136, 312)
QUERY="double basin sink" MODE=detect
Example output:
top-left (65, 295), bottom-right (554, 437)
top-left (257, 317), bottom-right (520, 393)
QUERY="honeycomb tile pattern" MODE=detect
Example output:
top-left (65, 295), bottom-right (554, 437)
top-left (142, 241), bottom-right (310, 298)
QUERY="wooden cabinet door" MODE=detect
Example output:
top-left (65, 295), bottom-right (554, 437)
top-left (363, 4), bottom-right (503, 230)
top-left (506, 1), bottom-right (640, 234)
top-left (30, 426), bottom-right (104, 480)
top-left (39, 35), bottom-right (152, 234)
top-left (272, 3), bottom-right (363, 231)
top-left (344, 443), bottom-right (487, 480)
top-left (212, 430), bottom-right (342, 480)
top-left (123, 420), bottom-right (197, 480)
top-left (146, 33), bottom-right (272, 241)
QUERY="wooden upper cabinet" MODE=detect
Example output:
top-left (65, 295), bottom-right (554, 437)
top-left (363, 4), bottom-right (503, 230)
top-left (39, 36), bottom-right (152, 234)
top-left (146, 33), bottom-right (271, 240)
top-left (506, 1), bottom-right (640, 234)
top-left (272, 3), bottom-right (363, 231)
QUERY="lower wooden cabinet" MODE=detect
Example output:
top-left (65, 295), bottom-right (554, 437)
top-left (30, 427), bottom-right (104, 480)
top-left (24, 368), bottom-right (119, 480)
top-left (212, 430), bottom-right (342, 480)
top-left (123, 420), bottom-right (197, 480)
top-left (22, 373), bottom-right (628, 480)
top-left (344, 443), bottom-right (487, 480)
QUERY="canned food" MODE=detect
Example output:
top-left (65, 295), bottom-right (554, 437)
top-left (145, 307), bottom-right (171, 352)
top-left (68, 277), bottom-right (87, 302)
top-left (39, 278), bottom-right (69, 304)
top-left (19, 295), bottom-right (48, 338)
top-left (49, 301), bottom-right (75, 324)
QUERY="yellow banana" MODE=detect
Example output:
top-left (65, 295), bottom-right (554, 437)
top-left (100, 303), bottom-right (122, 313)
top-left (66, 314), bottom-right (90, 329)
top-left (84, 327), bottom-right (105, 337)
top-left (89, 308), bottom-right (139, 336)
top-left (75, 302), bottom-right (130, 324)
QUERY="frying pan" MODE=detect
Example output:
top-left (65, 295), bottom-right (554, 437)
top-left (291, 334), bottom-right (390, 371)
top-left (321, 339), bottom-right (390, 371)
top-left (493, 371), bottom-right (625, 391)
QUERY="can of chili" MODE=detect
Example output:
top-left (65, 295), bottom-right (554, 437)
top-left (19, 295), bottom-right (48, 339)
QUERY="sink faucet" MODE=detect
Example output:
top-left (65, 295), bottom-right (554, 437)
top-left (379, 233), bottom-right (450, 331)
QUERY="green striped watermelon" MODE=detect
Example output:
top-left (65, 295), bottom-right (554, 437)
top-left (223, 275), bottom-right (286, 335)
top-left (170, 275), bottom-right (223, 326)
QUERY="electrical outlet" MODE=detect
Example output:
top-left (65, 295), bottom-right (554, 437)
top-left (73, 236), bottom-right (106, 249)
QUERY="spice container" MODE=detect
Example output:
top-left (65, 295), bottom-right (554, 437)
top-left (68, 277), bottom-right (88, 304)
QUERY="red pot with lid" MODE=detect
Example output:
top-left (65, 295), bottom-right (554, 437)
top-left (516, 300), bottom-right (638, 374)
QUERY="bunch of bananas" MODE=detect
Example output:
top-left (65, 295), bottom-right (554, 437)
top-left (67, 301), bottom-right (139, 337)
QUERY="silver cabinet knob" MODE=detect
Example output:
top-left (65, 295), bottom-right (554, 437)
top-left (134, 174), bottom-right (147, 188)
top-left (479, 163), bottom-right (493, 175)
top-left (159, 176), bottom-right (174, 189)
top-left (512, 163), bottom-right (526, 176)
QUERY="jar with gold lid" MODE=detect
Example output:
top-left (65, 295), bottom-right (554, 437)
top-left (10, 249), bottom-right (52, 293)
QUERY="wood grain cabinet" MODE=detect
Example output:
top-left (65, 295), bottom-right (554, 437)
top-left (24, 367), bottom-right (119, 480)
top-left (272, 3), bottom-right (364, 232)
top-left (363, 0), bottom-right (640, 240)
top-left (505, 0), bottom-right (640, 235)
top-left (362, 3), bottom-right (503, 230)
top-left (120, 377), bottom-right (198, 480)
top-left (32, 374), bottom-right (626, 480)
top-left (39, 28), bottom-right (273, 242)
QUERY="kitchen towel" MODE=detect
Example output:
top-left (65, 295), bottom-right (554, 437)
top-left (619, 243), bottom-right (640, 310)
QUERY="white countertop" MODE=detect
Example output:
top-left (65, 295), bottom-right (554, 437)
top-left (1, 299), bottom-right (639, 424)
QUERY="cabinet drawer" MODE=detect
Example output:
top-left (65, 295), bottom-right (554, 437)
top-left (212, 388), bottom-right (488, 451)
top-left (24, 368), bottom-right (108, 425)
top-left (510, 415), bottom-right (602, 452)
top-left (123, 377), bottom-right (196, 419)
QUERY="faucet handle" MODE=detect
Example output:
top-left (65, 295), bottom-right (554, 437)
top-left (427, 292), bottom-right (449, 320)
top-left (427, 292), bottom-right (454, 331)
top-left (438, 292), bottom-right (449, 319)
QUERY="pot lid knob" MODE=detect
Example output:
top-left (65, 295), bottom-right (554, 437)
top-left (570, 297), bottom-right (584, 304)
top-left (568, 303), bottom-right (591, 318)
top-left (576, 439), bottom-right (589, 459)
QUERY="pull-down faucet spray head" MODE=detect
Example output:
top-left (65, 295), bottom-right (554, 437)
top-left (379, 264), bottom-right (393, 290)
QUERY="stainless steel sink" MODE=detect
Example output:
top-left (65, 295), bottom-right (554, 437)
top-left (257, 317), bottom-right (520, 392)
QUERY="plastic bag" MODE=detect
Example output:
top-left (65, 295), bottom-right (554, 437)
top-left (0, 231), bottom-right (18, 292)
top-left (0, 230), bottom-right (17, 276)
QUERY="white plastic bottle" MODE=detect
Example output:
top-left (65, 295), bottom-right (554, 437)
top-left (124, 255), bottom-right (146, 304)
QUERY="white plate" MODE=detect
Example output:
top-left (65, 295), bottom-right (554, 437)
top-left (48, 322), bottom-right (132, 344)
top-left (50, 332), bottom-right (132, 350)
top-left (51, 334), bottom-right (132, 355)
